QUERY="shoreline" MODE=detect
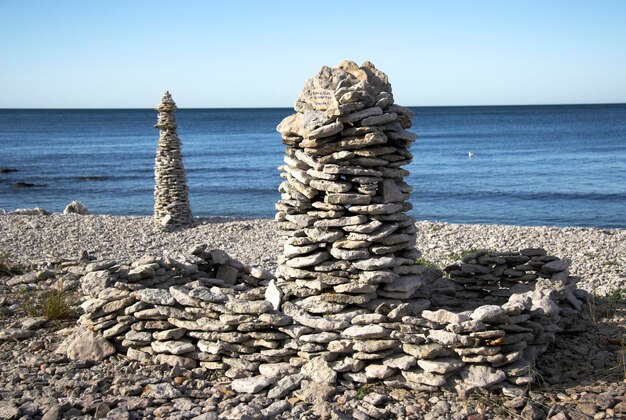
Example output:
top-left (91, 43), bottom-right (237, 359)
top-left (1, 213), bottom-right (624, 296)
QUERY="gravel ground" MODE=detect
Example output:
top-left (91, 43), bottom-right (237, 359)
top-left (1, 213), bottom-right (625, 419)
top-left (1, 214), bottom-right (624, 295)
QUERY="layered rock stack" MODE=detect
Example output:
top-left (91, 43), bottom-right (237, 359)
top-left (153, 91), bottom-right (193, 228)
top-left (275, 60), bottom-right (422, 330)
top-left (77, 246), bottom-right (281, 372)
top-left (73, 246), bottom-right (588, 398)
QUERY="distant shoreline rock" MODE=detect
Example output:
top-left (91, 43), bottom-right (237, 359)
top-left (0, 167), bottom-right (18, 173)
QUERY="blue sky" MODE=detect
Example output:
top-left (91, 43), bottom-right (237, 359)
top-left (1, 1), bottom-right (625, 108)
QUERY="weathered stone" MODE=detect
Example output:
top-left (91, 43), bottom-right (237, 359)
top-left (470, 305), bottom-right (509, 324)
top-left (66, 330), bottom-right (116, 362)
top-left (383, 354), bottom-right (417, 370)
top-left (383, 275), bottom-right (423, 293)
top-left (151, 340), bottom-right (195, 355)
top-left (403, 343), bottom-right (455, 359)
top-left (417, 358), bottom-right (465, 374)
top-left (352, 256), bottom-right (395, 270)
top-left (365, 364), bottom-right (396, 379)
top-left (343, 325), bottom-right (390, 339)
top-left (81, 271), bottom-right (115, 298)
top-left (142, 383), bottom-right (182, 399)
top-left (301, 357), bottom-right (337, 384)
top-left (285, 250), bottom-right (331, 268)
top-left (421, 309), bottom-right (470, 325)
top-left (459, 365), bottom-right (507, 389)
top-left (226, 299), bottom-right (273, 314)
top-left (231, 375), bottom-right (275, 394)
top-left (0, 328), bottom-right (34, 341)
top-left (132, 289), bottom-right (175, 306)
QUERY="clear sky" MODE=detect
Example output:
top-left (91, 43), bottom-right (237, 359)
top-left (1, 0), bottom-right (625, 108)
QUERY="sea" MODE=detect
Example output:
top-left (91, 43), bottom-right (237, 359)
top-left (1, 104), bottom-right (625, 228)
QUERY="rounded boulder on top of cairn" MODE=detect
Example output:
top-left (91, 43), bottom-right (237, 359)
top-left (275, 60), bottom-right (422, 316)
top-left (153, 91), bottom-right (193, 228)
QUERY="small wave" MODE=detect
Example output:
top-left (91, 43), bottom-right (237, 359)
top-left (77, 175), bottom-right (111, 181)
top-left (414, 190), bottom-right (626, 202)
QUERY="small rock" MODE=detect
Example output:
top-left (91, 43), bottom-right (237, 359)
top-left (0, 328), bottom-right (34, 341)
top-left (0, 401), bottom-right (19, 420)
top-left (142, 383), bottom-right (182, 399)
top-left (65, 330), bottom-right (116, 362)
top-left (231, 375), bottom-right (274, 394)
top-left (63, 200), bottom-right (90, 215)
top-left (301, 357), bottom-right (337, 384)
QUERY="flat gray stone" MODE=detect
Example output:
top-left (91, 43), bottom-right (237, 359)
top-left (151, 340), bottom-right (195, 355)
top-left (231, 375), bottom-right (274, 394)
top-left (0, 328), bottom-right (34, 341)
top-left (268, 373), bottom-right (304, 399)
top-left (342, 325), bottom-right (390, 339)
top-left (301, 357), bottom-right (337, 384)
top-left (0, 401), bottom-right (19, 420)
top-left (470, 305), bottom-right (509, 324)
top-left (352, 256), bottom-right (395, 270)
top-left (285, 250), bottom-right (331, 268)
top-left (460, 364), bottom-right (507, 388)
top-left (81, 270), bottom-right (115, 298)
top-left (417, 358), bottom-right (465, 374)
top-left (66, 330), bottom-right (116, 362)
top-left (225, 299), bottom-right (273, 314)
top-left (383, 275), bottom-right (423, 293)
top-left (314, 215), bottom-right (367, 228)
top-left (422, 309), bottom-right (470, 325)
top-left (132, 289), bottom-right (175, 306)
top-left (349, 203), bottom-right (403, 215)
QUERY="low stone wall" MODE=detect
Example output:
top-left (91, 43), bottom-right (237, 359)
top-left (75, 245), bottom-right (587, 398)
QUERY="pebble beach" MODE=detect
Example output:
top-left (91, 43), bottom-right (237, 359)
top-left (0, 213), bottom-right (625, 419)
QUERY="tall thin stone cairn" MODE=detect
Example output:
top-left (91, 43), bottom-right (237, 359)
top-left (275, 60), bottom-right (421, 311)
top-left (153, 91), bottom-right (193, 227)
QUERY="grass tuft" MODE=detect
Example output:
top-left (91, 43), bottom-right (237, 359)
top-left (415, 257), bottom-right (438, 268)
top-left (23, 288), bottom-right (75, 320)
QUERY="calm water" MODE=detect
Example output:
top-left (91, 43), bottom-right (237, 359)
top-left (1, 105), bottom-right (625, 228)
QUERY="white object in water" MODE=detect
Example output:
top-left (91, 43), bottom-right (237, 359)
top-left (265, 279), bottom-right (283, 311)
top-left (468, 151), bottom-right (475, 158)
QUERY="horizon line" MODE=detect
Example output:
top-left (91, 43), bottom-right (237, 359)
top-left (1, 101), bottom-right (625, 110)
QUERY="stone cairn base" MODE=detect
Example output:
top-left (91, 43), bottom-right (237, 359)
top-left (76, 246), bottom-right (586, 397)
top-left (72, 62), bottom-right (588, 398)
top-left (153, 91), bottom-right (193, 228)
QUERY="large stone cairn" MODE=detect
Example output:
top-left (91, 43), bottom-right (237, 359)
top-left (153, 91), bottom-right (193, 227)
top-left (65, 62), bottom-right (589, 399)
top-left (275, 60), bottom-right (422, 318)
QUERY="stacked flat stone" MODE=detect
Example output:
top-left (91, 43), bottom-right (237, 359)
top-left (153, 91), bottom-right (193, 227)
top-left (74, 246), bottom-right (587, 398)
top-left (77, 246), bottom-right (286, 373)
top-left (444, 248), bottom-right (576, 305)
top-left (274, 61), bottom-right (422, 358)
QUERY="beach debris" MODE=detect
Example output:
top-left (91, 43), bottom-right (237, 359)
top-left (153, 91), bottom-right (193, 228)
top-left (63, 200), bottom-right (89, 215)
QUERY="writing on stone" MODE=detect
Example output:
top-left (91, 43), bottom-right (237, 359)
top-left (311, 89), bottom-right (334, 109)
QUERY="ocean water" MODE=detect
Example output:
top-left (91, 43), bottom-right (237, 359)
top-left (0, 105), bottom-right (625, 228)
